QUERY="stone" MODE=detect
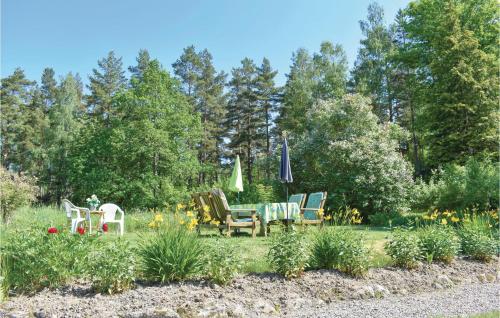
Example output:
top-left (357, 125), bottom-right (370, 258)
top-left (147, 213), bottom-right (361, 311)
top-left (431, 282), bottom-right (443, 289)
top-left (436, 275), bottom-right (454, 288)
top-left (477, 274), bottom-right (487, 283)
top-left (355, 286), bottom-right (375, 299)
top-left (485, 273), bottom-right (496, 283)
top-left (372, 284), bottom-right (390, 298)
top-left (254, 300), bottom-right (276, 315)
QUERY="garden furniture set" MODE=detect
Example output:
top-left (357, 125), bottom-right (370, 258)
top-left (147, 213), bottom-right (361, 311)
top-left (191, 189), bottom-right (327, 237)
top-left (62, 199), bottom-right (125, 235)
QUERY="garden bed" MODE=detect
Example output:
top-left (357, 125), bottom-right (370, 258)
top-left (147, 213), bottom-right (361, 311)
top-left (1, 258), bottom-right (498, 318)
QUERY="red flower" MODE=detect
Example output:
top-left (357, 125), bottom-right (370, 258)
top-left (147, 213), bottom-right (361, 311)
top-left (77, 227), bottom-right (85, 235)
top-left (102, 223), bottom-right (108, 232)
top-left (48, 227), bottom-right (58, 234)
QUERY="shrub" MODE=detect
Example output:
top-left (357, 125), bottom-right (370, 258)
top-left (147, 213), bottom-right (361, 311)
top-left (385, 229), bottom-right (422, 269)
top-left (458, 218), bottom-right (498, 262)
top-left (292, 95), bottom-right (414, 216)
top-left (1, 227), bottom-right (98, 293)
top-left (328, 206), bottom-right (363, 226)
top-left (0, 167), bottom-right (36, 223)
top-left (310, 228), bottom-right (370, 277)
top-left (138, 224), bottom-right (205, 282)
top-left (85, 239), bottom-right (136, 294)
top-left (268, 229), bottom-right (309, 279)
top-left (205, 238), bottom-right (241, 285)
top-left (417, 225), bottom-right (460, 264)
top-left (412, 159), bottom-right (498, 212)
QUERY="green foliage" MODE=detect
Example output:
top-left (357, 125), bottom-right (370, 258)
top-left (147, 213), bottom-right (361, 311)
top-left (412, 159), bottom-right (499, 211)
top-left (417, 225), bottom-right (460, 264)
top-left (293, 95), bottom-right (414, 216)
top-left (458, 218), bottom-right (498, 262)
top-left (385, 229), bottom-right (421, 269)
top-left (205, 238), bottom-right (241, 285)
top-left (138, 224), bottom-right (205, 283)
top-left (267, 228), bottom-right (309, 279)
top-left (368, 211), bottom-right (421, 228)
top-left (0, 167), bottom-right (36, 223)
top-left (1, 227), bottom-right (99, 293)
top-left (310, 228), bottom-right (370, 277)
top-left (85, 239), bottom-right (136, 294)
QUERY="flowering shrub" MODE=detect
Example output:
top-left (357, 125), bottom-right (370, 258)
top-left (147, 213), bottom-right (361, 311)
top-left (417, 225), bottom-right (460, 264)
top-left (419, 209), bottom-right (498, 229)
top-left (86, 194), bottom-right (100, 210)
top-left (138, 224), bottom-right (205, 282)
top-left (205, 238), bottom-right (241, 285)
top-left (0, 167), bottom-right (36, 223)
top-left (85, 239), bottom-right (136, 294)
top-left (310, 228), bottom-right (370, 277)
top-left (268, 229), bottom-right (309, 279)
top-left (458, 217), bottom-right (498, 262)
top-left (1, 227), bottom-right (99, 293)
top-left (326, 206), bottom-right (363, 226)
top-left (385, 229), bottom-right (422, 269)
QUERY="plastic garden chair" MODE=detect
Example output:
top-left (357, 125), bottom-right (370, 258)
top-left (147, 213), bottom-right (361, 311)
top-left (62, 199), bottom-right (91, 233)
top-left (98, 203), bottom-right (125, 236)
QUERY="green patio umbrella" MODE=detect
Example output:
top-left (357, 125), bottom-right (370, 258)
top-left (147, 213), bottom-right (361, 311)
top-left (228, 155), bottom-right (243, 203)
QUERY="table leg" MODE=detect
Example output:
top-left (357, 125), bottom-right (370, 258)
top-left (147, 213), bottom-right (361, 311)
top-left (260, 221), bottom-right (267, 237)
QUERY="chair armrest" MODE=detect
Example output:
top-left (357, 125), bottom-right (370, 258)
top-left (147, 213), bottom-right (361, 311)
top-left (301, 207), bottom-right (320, 211)
top-left (229, 208), bottom-right (257, 212)
top-left (117, 208), bottom-right (125, 221)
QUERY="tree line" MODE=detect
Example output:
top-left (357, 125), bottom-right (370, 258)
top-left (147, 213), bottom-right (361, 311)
top-left (1, 0), bottom-right (497, 210)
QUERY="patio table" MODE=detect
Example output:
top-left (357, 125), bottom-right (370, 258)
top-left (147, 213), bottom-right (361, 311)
top-left (229, 202), bottom-right (301, 236)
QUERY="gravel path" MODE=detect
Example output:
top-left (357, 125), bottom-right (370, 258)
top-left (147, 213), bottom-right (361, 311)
top-left (1, 259), bottom-right (498, 318)
top-left (295, 283), bottom-right (499, 318)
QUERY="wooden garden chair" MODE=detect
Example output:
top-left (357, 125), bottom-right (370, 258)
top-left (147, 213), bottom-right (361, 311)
top-left (201, 188), bottom-right (261, 238)
top-left (298, 191), bottom-right (327, 227)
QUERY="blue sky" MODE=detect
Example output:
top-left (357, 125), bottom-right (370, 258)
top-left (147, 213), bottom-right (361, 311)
top-left (2, 0), bottom-right (410, 86)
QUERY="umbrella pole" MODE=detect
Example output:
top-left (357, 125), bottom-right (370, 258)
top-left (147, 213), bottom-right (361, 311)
top-left (237, 192), bottom-right (240, 204)
top-left (286, 184), bottom-right (289, 229)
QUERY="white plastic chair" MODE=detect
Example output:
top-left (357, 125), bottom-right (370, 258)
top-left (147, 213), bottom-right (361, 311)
top-left (98, 203), bottom-right (125, 236)
top-left (62, 199), bottom-right (91, 233)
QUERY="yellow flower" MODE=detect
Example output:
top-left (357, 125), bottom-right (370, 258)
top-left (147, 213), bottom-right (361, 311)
top-left (148, 221), bottom-right (157, 229)
top-left (154, 213), bottom-right (163, 222)
top-left (423, 215), bottom-right (431, 220)
top-left (317, 208), bottom-right (324, 217)
top-left (176, 203), bottom-right (185, 210)
top-left (203, 205), bottom-right (210, 213)
top-left (186, 211), bottom-right (194, 218)
top-left (441, 218), bottom-right (447, 225)
top-left (179, 219), bottom-right (185, 225)
top-left (352, 208), bottom-right (360, 215)
top-left (210, 220), bottom-right (220, 226)
top-left (450, 216), bottom-right (460, 223)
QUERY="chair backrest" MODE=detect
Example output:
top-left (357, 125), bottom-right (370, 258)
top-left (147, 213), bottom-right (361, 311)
top-left (99, 203), bottom-right (123, 222)
top-left (199, 191), bottom-right (224, 223)
top-left (304, 192), bottom-right (327, 220)
top-left (62, 199), bottom-right (75, 218)
top-left (191, 192), bottom-right (208, 218)
top-left (209, 188), bottom-right (231, 223)
top-left (289, 193), bottom-right (306, 209)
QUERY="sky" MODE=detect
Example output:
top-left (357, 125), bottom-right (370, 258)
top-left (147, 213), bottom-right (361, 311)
top-left (1, 0), bottom-right (410, 86)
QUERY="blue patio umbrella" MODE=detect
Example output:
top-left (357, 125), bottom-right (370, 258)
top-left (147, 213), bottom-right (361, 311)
top-left (279, 137), bottom-right (293, 221)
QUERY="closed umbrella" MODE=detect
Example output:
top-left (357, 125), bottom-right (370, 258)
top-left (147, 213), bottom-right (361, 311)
top-left (229, 155), bottom-right (244, 203)
top-left (279, 137), bottom-right (293, 223)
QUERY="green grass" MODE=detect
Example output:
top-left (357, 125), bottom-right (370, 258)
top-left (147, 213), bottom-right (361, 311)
top-left (468, 311), bottom-right (500, 318)
top-left (1, 206), bottom-right (393, 273)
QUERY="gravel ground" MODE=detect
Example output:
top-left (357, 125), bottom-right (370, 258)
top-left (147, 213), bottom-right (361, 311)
top-left (1, 258), bottom-right (498, 318)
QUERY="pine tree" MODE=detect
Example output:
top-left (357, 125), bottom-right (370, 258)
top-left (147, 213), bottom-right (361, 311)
top-left (352, 2), bottom-right (397, 122)
top-left (255, 58), bottom-right (279, 179)
top-left (87, 51), bottom-right (127, 121)
top-left (46, 73), bottom-right (82, 202)
top-left (41, 67), bottom-right (57, 111)
top-left (129, 49), bottom-right (151, 82)
top-left (173, 46), bottom-right (227, 183)
top-left (312, 41), bottom-right (348, 101)
top-left (0, 69), bottom-right (35, 171)
top-left (226, 58), bottom-right (266, 184)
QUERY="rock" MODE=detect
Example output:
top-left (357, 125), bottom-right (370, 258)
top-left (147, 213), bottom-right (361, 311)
top-left (197, 304), bottom-right (227, 318)
top-left (153, 308), bottom-right (180, 318)
top-left (254, 299), bottom-right (276, 315)
top-left (355, 286), bottom-right (375, 299)
top-left (436, 275), bottom-right (454, 288)
top-left (372, 284), bottom-right (390, 298)
top-left (432, 282), bottom-right (443, 289)
top-left (477, 274), bottom-right (487, 283)
top-left (485, 273), bottom-right (496, 283)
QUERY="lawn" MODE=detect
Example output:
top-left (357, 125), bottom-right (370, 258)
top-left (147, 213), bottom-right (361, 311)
top-left (1, 206), bottom-right (392, 273)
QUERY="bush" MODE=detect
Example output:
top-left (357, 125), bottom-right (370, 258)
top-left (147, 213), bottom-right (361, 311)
top-left (0, 167), bottom-right (36, 223)
top-left (458, 218), bottom-right (498, 262)
top-left (385, 229), bottom-right (422, 269)
top-left (85, 239), bottom-right (136, 294)
top-left (268, 229), bottom-right (309, 279)
top-left (292, 95), bottom-right (414, 216)
top-left (205, 238), bottom-right (241, 285)
top-left (417, 225), bottom-right (460, 264)
top-left (1, 227), bottom-right (98, 293)
top-left (368, 211), bottom-right (420, 227)
top-left (412, 159), bottom-right (498, 212)
top-left (138, 224), bottom-right (205, 282)
top-left (310, 228), bottom-right (370, 277)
